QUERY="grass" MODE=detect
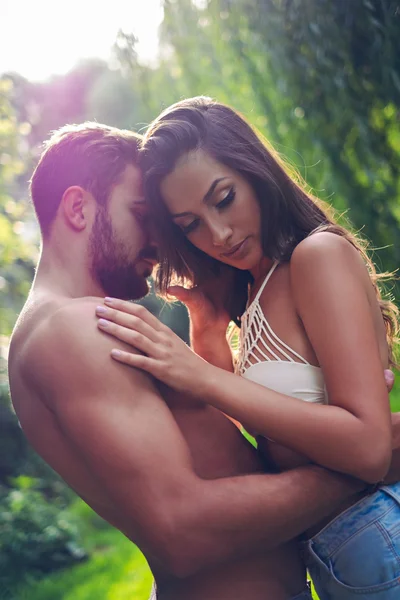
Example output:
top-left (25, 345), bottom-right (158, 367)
top-left (11, 378), bottom-right (400, 600)
top-left (9, 503), bottom-right (153, 600)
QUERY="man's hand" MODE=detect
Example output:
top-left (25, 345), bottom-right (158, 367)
top-left (384, 369), bottom-right (395, 393)
top-left (391, 411), bottom-right (400, 450)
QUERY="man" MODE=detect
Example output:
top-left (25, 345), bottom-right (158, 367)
top-left (8, 123), bottom-right (397, 600)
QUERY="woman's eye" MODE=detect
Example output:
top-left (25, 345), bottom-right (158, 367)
top-left (217, 187), bottom-right (235, 209)
top-left (180, 220), bottom-right (199, 235)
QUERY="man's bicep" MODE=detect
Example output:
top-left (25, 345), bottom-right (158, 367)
top-left (44, 302), bottom-right (193, 482)
top-left (47, 315), bottom-right (196, 543)
top-left (60, 365), bottom-right (193, 478)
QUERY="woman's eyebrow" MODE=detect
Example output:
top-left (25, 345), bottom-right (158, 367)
top-left (203, 177), bottom-right (228, 204)
top-left (171, 177), bottom-right (229, 219)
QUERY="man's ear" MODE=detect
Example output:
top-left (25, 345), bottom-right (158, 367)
top-left (61, 186), bottom-right (90, 231)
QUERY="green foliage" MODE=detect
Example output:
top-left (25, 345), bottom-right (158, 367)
top-left (12, 502), bottom-right (152, 600)
top-left (235, 0), bottom-right (400, 278)
top-left (0, 78), bottom-right (36, 343)
top-left (145, 0), bottom-right (400, 294)
top-left (0, 387), bottom-right (28, 484)
top-left (0, 378), bottom-right (72, 498)
top-left (0, 478), bottom-right (87, 591)
top-left (390, 373), bottom-right (400, 412)
top-left (0, 381), bottom-right (79, 588)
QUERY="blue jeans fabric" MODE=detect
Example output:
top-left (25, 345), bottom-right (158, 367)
top-left (301, 482), bottom-right (400, 599)
top-left (292, 582), bottom-right (313, 599)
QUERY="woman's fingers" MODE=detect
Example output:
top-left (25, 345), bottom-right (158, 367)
top-left (103, 298), bottom-right (164, 332)
top-left (97, 318), bottom-right (158, 356)
top-left (96, 304), bottom-right (159, 342)
top-left (110, 349), bottom-right (158, 375)
top-left (167, 285), bottom-right (195, 303)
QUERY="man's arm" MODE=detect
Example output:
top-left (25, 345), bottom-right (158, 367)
top-left (39, 302), bottom-right (364, 577)
top-left (385, 412), bottom-right (400, 484)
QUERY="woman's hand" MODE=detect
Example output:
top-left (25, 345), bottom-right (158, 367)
top-left (167, 266), bottom-right (236, 335)
top-left (95, 298), bottom-right (211, 394)
top-left (168, 269), bottom-right (237, 371)
top-left (169, 282), bottom-right (235, 370)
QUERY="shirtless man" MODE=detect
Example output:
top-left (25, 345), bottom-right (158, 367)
top-left (8, 123), bottom-right (397, 600)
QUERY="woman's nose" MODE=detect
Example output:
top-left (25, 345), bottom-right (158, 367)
top-left (210, 222), bottom-right (233, 247)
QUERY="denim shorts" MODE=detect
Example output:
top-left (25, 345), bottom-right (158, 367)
top-left (292, 582), bottom-right (313, 600)
top-left (301, 481), bottom-right (400, 599)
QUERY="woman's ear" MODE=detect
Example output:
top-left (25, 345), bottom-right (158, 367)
top-left (61, 186), bottom-right (89, 231)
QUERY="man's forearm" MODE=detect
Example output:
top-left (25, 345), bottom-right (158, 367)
top-left (172, 465), bottom-right (364, 576)
top-left (391, 411), bottom-right (400, 450)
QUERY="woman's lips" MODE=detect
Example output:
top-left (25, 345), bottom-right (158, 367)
top-left (221, 237), bottom-right (249, 259)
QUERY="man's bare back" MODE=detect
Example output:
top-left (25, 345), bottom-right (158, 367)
top-left (9, 291), bottom-right (306, 599)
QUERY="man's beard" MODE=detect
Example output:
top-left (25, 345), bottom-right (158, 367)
top-left (89, 208), bottom-right (150, 300)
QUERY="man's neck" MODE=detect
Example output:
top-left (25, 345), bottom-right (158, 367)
top-left (33, 245), bottom-right (104, 300)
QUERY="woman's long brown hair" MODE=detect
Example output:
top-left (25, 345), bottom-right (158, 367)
top-left (140, 97), bottom-right (399, 366)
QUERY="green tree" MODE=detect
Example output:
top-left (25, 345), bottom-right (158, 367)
top-left (218, 0), bottom-right (400, 276)
top-left (0, 78), bottom-right (35, 338)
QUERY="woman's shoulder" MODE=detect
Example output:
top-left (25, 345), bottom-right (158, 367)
top-left (290, 231), bottom-right (365, 280)
top-left (289, 231), bottom-right (374, 309)
top-left (292, 230), bottom-right (357, 260)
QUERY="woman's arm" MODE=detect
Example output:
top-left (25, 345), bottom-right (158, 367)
top-left (196, 233), bottom-right (392, 482)
top-left (97, 235), bottom-right (392, 482)
top-left (168, 283), bottom-right (235, 372)
top-left (191, 328), bottom-right (234, 372)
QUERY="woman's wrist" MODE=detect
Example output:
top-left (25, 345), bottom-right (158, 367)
top-left (192, 331), bottom-right (233, 371)
top-left (190, 321), bottom-right (228, 343)
top-left (191, 329), bottom-right (228, 350)
top-left (198, 363), bottom-right (229, 408)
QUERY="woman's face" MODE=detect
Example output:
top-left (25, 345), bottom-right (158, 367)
top-left (160, 150), bottom-right (264, 272)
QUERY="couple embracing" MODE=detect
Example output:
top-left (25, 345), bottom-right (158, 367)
top-left (9, 97), bottom-right (400, 600)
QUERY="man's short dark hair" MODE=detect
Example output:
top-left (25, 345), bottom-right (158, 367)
top-left (30, 122), bottom-right (141, 237)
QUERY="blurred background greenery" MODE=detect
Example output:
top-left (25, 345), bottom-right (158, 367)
top-left (1, 0), bottom-right (400, 598)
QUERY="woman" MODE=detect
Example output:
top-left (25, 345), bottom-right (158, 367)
top-left (96, 97), bottom-right (400, 599)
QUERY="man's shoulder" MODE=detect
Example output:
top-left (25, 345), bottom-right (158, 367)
top-left (19, 296), bottom-right (104, 360)
top-left (46, 297), bottom-right (105, 350)
top-left (55, 299), bottom-right (157, 392)
top-left (16, 297), bottom-right (121, 392)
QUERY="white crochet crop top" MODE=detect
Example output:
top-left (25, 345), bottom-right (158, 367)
top-left (236, 261), bottom-right (328, 405)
